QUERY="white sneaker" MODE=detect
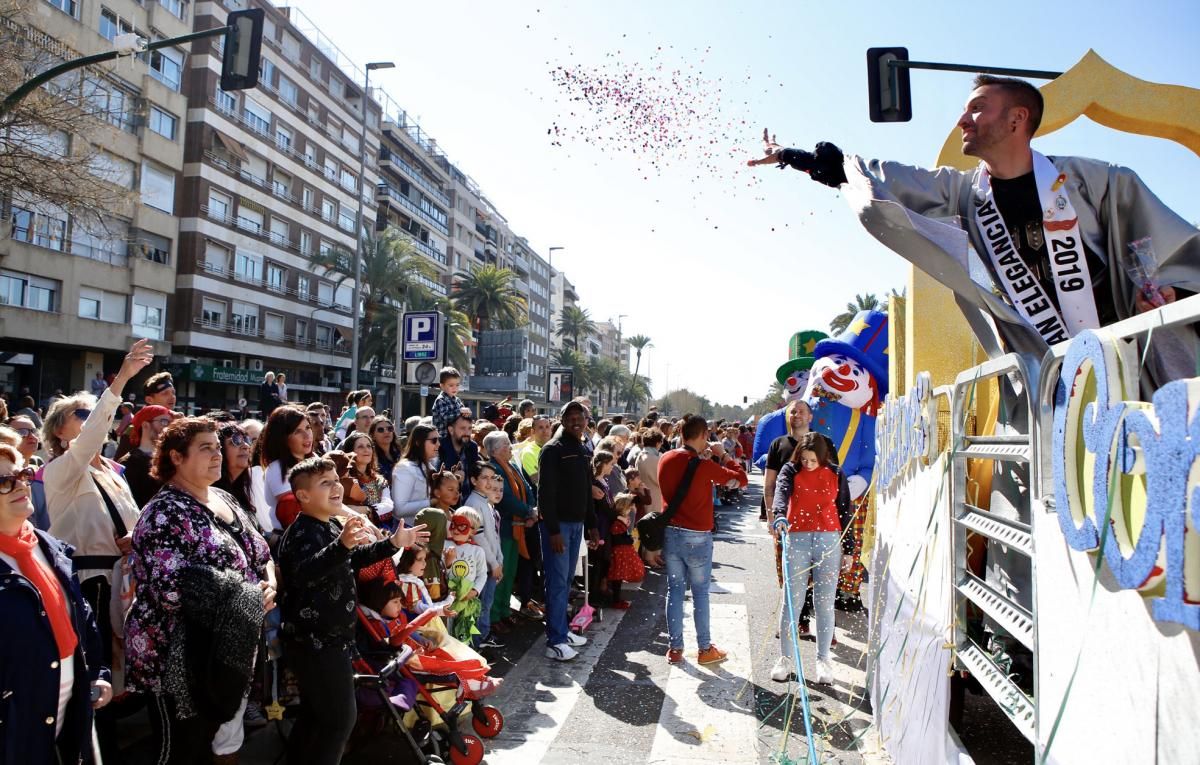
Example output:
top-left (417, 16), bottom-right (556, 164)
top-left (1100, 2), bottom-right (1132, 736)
top-left (814, 659), bottom-right (835, 684)
top-left (770, 655), bottom-right (793, 683)
top-left (545, 643), bottom-right (578, 661)
top-left (566, 631), bottom-right (588, 647)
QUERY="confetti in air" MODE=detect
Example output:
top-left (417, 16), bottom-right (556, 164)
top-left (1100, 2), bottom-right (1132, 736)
top-left (547, 47), bottom-right (765, 197)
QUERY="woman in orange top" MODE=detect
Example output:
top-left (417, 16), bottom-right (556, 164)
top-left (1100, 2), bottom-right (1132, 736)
top-left (769, 432), bottom-right (854, 685)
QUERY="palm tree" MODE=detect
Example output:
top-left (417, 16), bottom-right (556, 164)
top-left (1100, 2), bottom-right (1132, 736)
top-left (620, 373), bottom-right (653, 413)
top-left (556, 305), bottom-right (597, 350)
top-left (450, 265), bottom-right (527, 334)
top-left (406, 290), bottom-right (473, 371)
top-left (829, 293), bottom-right (883, 334)
top-left (311, 231), bottom-right (437, 372)
top-left (593, 357), bottom-right (624, 412)
top-left (624, 334), bottom-right (652, 410)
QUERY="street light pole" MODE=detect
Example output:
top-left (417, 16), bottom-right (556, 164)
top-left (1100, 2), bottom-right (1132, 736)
top-left (350, 61), bottom-right (394, 395)
top-left (547, 245), bottom-right (564, 344)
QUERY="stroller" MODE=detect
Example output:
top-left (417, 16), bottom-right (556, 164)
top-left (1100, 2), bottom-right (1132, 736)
top-left (354, 603), bottom-right (505, 765)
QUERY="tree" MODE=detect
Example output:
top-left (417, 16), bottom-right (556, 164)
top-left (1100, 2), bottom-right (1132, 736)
top-left (556, 305), bottom-right (597, 350)
top-left (450, 265), bottom-right (527, 335)
top-left (829, 293), bottom-right (883, 334)
top-left (620, 373), bottom-right (653, 414)
top-left (0, 1), bottom-right (138, 227)
top-left (592, 357), bottom-right (624, 412)
top-left (624, 334), bottom-right (652, 410)
top-left (311, 230), bottom-right (438, 373)
top-left (403, 290), bottom-right (473, 372)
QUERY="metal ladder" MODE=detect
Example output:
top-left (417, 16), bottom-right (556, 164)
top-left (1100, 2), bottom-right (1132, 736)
top-left (949, 353), bottom-right (1038, 744)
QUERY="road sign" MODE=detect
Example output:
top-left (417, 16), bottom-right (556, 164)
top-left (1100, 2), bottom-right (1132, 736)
top-left (419, 385), bottom-right (430, 397)
top-left (402, 311), bottom-right (441, 362)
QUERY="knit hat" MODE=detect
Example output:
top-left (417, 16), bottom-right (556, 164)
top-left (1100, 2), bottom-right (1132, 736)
top-left (129, 405), bottom-right (171, 447)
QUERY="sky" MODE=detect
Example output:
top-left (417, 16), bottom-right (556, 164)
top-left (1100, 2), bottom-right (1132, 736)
top-left (287, 0), bottom-right (1200, 406)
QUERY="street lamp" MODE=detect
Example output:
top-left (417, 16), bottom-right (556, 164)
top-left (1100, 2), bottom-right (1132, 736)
top-left (350, 60), bottom-right (395, 394)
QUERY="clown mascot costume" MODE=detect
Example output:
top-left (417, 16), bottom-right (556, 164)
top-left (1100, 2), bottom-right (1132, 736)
top-left (804, 310), bottom-right (888, 608)
top-left (752, 330), bottom-right (829, 471)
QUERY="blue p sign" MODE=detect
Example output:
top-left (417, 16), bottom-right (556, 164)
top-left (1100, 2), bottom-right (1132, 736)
top-left (402, 311), bottom-right (440, 361)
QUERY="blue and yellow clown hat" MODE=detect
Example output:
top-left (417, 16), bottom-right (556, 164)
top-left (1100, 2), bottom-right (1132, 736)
top-left (812, 310), bottom-right (889, 396)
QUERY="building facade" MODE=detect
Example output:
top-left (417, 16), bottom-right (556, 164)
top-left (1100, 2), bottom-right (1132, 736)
top-left (1, 0), bottom-right (189, 402)
top-left (170, 0), bottom-right (380, 413)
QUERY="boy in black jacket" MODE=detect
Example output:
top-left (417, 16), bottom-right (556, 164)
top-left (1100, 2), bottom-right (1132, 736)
top-left (278, 456), bottom-right (428, 765)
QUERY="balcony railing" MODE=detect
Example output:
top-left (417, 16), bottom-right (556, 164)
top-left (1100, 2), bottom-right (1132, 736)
top-left (393, 228), bottom-right (448, 266)
top-left (192, 316), bottom-right (350, 354)
top-left (376, 183), bottom-right (448, 235)
top-left (379, 146), bottom-right (450, 206)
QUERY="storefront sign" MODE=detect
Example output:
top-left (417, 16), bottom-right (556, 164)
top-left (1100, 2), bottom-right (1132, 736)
top-left (188, 363), bottom-right (260, 385)
top-left (1053, 328), bottom-right (1200, 630)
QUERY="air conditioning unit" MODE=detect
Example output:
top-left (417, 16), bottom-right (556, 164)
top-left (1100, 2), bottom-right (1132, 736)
top-left (250, 359), bottom-right (264, 372)
top-left (221, 360), bottom-right (234, 368)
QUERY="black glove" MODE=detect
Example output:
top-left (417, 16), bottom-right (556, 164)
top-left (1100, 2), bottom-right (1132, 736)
top-left (777, 142), bottom-right (847, 188)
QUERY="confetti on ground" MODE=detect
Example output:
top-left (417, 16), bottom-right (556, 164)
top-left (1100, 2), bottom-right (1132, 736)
top-left (546, 46), bottom-right (765, 197)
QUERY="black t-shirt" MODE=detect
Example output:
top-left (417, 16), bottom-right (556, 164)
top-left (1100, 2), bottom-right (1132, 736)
top-left (990, 170), bottom-right (1116, 326)
top-left (765, 435), bottom-right (797, 474)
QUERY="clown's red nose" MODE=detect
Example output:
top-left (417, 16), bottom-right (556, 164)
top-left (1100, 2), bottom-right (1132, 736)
top-left (837, 364), bottom-right (851, 376)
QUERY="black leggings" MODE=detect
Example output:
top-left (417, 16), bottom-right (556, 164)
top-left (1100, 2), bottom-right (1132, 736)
top-left (79, 577), bottom-right (121, 765)
top-left (287, 643), bottom-right (357, 765)
top-left (147, 693), bottom-right (219, 765)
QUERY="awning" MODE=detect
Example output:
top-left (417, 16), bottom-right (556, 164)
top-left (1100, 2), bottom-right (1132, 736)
top-left (214, 130), bottom-right (248, 162)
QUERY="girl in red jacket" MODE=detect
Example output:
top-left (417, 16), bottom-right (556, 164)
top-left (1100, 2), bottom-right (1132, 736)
top-left (769, 432), bottom-right (854, 685)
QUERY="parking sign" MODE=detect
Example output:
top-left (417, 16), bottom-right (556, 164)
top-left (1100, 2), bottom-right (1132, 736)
top-left (402, 311), bottom-right (441, 362)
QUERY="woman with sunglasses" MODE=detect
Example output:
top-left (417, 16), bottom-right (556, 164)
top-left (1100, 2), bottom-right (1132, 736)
top-left (369, 415), bottom-right (402, 479)
top-left (390, 423), bottom-right (440, 521)
top-left (259, 406), bottom-right (315, 530)
top-left (0, 444), bottom-right (113, 765)
top-left (213, 422), bottom-right (268, 532)
top-left (38, 338), bottom-right (152, 762)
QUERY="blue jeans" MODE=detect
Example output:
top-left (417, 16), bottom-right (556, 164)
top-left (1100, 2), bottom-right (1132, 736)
top-left (664, 526), bottom-right (713, 650)
top-left (475, 576), bottom-right (497, 646)
top-left (542, 521), bottom-right (584, 647)
top-left (780, 531), bottom-right (840, 661)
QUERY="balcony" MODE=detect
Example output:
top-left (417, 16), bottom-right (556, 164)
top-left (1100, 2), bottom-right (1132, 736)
top-left (391, 227), bottom-right (448, 266)
top-left (9, 224), bottom-right (130, 267)
top-left (376, 183), bottom-right (448, 235)
top-left (512, 252), bottom-right (530, 274)
top-left (379, 147), bottom-right (450, 206)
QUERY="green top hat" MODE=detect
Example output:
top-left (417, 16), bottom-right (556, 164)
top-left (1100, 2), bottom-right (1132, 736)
top-left (775, 330), bottom-right (829, 385)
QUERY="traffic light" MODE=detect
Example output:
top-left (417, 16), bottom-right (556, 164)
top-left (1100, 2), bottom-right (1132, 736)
top-left (220, 8), bottom-right (264, 92)
top-left (867, 47), bottom-right (911, 122)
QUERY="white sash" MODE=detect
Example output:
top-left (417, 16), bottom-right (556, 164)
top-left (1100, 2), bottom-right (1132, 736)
top-left (974, 151), bottom-right (1099, 345)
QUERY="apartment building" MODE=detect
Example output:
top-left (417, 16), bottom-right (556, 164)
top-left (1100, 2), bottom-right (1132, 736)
top-left (170, 0), bottom-right (381, 412)
top-left (549, 269), bottom-right (579, 352)
top-left (0, 0), bottom-right (189, 400)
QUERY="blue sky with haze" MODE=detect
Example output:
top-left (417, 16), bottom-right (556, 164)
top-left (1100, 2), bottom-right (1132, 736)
top-left (292, 0), bottom-right (1199, 404)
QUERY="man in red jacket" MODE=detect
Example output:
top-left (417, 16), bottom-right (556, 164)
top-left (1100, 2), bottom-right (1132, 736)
top-left (658, 414), bottom-right (748, 665)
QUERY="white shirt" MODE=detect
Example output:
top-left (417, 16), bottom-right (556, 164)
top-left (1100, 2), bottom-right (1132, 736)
top-left (390, 460), bottom-right (431, 520)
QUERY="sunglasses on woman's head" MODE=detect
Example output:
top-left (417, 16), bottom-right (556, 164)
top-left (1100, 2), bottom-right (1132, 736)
top-left (13, 427), bottom-right (35, 438)
top-left (375, 425), bottom-right (394, 433)
top-left (73, 408), bottom-right (91, 421)
top-left (0, 466), bottom-right (36, 494)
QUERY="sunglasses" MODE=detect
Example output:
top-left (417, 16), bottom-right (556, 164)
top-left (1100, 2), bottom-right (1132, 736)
top-left (152, 417), bottom-right (172, 428)
top-left (427, 436), bottom-right (440, 443)
top-left (225, 433), bottom-right (252, 447)
top-left (0, 466), bottom-right (35, 495)
top-left (73, 408), bottom-right (91, 421)
top-left (14, 427), bottom-right (35, 438)
top-left (374, 425), bottom-right (394, 433)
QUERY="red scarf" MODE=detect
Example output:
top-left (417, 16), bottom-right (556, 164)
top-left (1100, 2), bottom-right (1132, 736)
top-left (0, 522), bottom-right (78, 659)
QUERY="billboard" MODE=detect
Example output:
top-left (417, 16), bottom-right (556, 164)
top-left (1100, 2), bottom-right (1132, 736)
top-left (547, 367), bottom-right (574, 403)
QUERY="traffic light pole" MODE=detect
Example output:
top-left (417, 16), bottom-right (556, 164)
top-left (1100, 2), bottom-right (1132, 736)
top-left (890, 59), bottom-right (1062, 80)
top-left (1, 26), bottom-right (229, 116)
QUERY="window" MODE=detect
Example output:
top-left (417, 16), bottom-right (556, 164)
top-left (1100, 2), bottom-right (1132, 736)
top-left (317, 281), bottom-right (333, 306)
top-left (84, 77), bottom-right (134, 132)
top-left (132, 289), bottom-right (166, 339)
top-left (11, 204), bottom-right (66, 251)
top-left (148, 106), bottom-right (177, 140)
top-left (234, 250), bottom-right (263, 283)
top-left (307, 103), bottom-right (320, 126)
top-left (297, 274), bottom-right (310, 300)
top-left (149, 47), bottom-right (183, 91)
top-left (328, 78), bottom-right (342, 99)
top-left (263, 17), bottom-right (277, 44)
top-left (78, 287), bottom-right (127, 323)
top-left (0, 270), bottom-right (58, 312)
top-left (71, 218), bottom-right (128, 264)
top-left (158, 0), bottom-right (186, 20)
top-left (201, 297), bottom-right (226, 327)
top-left (237, 206), bottom-right (263, 234)
top-left (204, 241), bottom-right (231, 273)
top-left (339, 168), bottom-right (356, 192)
top-left (46, 0), bottom-right (78, 18)
top-left (279, 77), bottom-right (298, 106)
top-left (231, 301), bottom-right (258, 335)
top-left (320, 198), bottom-right (335, 223)
top-left (323, 156), bottom-right (338, 182)
top-left (135, 231), bottom-right (170, 264)
top-left (269, 218), bottom-right (289, 247)
top-left (338, 208), bottom-right (354, 232)
top-left (298, 231), bottom-right (312, 255)
top-left (260, 58), bottom-right (276, 87)
top-left (265, 312), bottom-right (284, 340)
top-left (272, 170), bottom-right (292, 199)
top-left (309, 57), bottom-right (321, 81)
top-left (99, 7), bottom-right (136, 41)
top-left (207, 190), bottom-right (232, 220)
top-left (295, 318), bottom-right (309, 343)
top-left (275, 124), bottom-right (292, 152)
top-left (242, 154), bottom-right (268, 185)
top-left (303, 143), bottom-right (317, 168)
top-left (318, 239), bottom-right (332, 256)
top-left (282, 33), bottom-right (301, 62)
top-left (340, 125), bottom-right (360, 153)
top-left (316, 323), bottom-right (333, 348)
top-left (302, 186), bottom-right (314, 210)
top-left (215, 87), bottom-right (237, 114)
top-left (243, 97), bottom-right (271, 135)
top-left (140, 162), bottom-right (175, 213)
top-left (266, 263), bottom-right (286, 291)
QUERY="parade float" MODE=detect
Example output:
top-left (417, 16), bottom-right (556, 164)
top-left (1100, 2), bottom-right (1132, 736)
top-left (864, 52), bottom-right (1200, 764)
